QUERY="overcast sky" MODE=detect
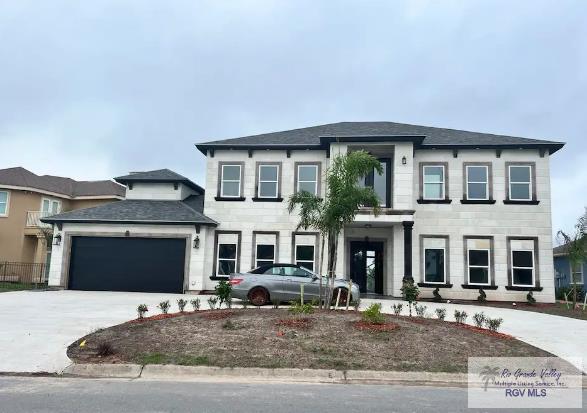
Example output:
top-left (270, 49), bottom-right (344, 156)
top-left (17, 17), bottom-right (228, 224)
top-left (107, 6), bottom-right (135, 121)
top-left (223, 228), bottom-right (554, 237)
top-left (0, 0), bottom-right (585, 236)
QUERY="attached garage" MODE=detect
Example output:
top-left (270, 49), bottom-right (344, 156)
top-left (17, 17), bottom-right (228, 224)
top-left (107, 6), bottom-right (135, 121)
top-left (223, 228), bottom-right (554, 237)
top-left (68, 236), bottom-right (187, 293)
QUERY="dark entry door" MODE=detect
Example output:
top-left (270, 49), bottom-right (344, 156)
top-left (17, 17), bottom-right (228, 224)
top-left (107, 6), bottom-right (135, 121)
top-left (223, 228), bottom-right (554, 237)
top-left (350, 241), bottom-right (384, 294)
top-left (68, 236), bottom-right (186, 293)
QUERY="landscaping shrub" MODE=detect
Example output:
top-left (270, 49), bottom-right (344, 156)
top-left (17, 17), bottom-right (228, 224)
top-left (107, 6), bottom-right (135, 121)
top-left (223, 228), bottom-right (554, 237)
top-left (454, 310), bottom-right (468, 324)
top-left (526, 291), bottom-right (536, 305)
top-left (137, 304), bottom-right (148, 319)
top-left (207, 297), bottom-right (218, 310)
top-left (362, 303), bottom-right (385, 324)
top-left (288, 301), bottom-right (314, 315)
top-left (215, 280), bottom-right (232, 307)
top-left (401, 280), bottom-right (420, 316)
top-left (190, 298), bottom-right (200, 311)
top-left (473, 312), bottom-right (486, 328)
top-left (414, 304), bottom-right (427, 318)
top-left (477, 288), bottom-right (487, 302)
top-left (157, 300), bottom-right (171, 314)
top-left (485, 317), bottom-right (504, 332)
top-left (435, 308), bottom-right (446, 320)
top-left (432, 287), bottom-right (442, 302)
top-left (177, 299), bottom-right (187, 312)
top-left (392, 303), bottom-right (403, 316)
top-left (96, 342), bottom-right (115, 357)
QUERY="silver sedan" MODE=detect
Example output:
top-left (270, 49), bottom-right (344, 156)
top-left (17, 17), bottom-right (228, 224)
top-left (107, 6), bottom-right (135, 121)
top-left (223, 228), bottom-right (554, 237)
top-left (229, 263), bottom-right (360, 306)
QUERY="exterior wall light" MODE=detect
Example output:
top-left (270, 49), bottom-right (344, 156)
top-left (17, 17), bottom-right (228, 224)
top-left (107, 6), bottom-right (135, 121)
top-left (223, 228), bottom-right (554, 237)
top-left (53, 234), bottom-right (62, 246)
top-left (402, 156), bottom-right (407, 165)
top-left (193, 235), bottom-right (200, 249)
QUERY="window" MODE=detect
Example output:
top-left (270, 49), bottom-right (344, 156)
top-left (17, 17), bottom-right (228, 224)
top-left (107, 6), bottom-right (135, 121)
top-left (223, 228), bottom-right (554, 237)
top-left (422, 237), bottom-right (448, 284)
top-left (264, 266), bottom-right (313, 277)
top-left (423, 165), bottom-right (445, 200)
top-left (220, 164), bottom-right (242, 198)
top-left (257, 164), bottom-right (279, 198)
top-left (217, 243), bottom-right (237, 276)
top-left (41, 198), bottom-right (61, 215)
top-left (295, 244), bottom-right (315, 272)
top-left (572, 263), bottom-right (584, 285)
top-left (297, 165), bottom-right (318, 195)
top-left (255, 244), bottom-right (275, 268)
top-left (511, 250), bottom-right (535, 287)
top-left (0, 191), bottom-right (8, 216)
top-left (468, 249), bottom-right (490, 285)
top-left (466, 165), bottom-right (489, 200)
top-left (508, 165), bottom-right (532, 201)
top-left (357, 159), bottom-right (391, 207)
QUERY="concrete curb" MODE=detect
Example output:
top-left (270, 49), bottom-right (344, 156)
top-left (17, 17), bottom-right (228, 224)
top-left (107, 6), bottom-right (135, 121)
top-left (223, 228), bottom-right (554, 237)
top-left (61, 363), bottom-right (468, 386)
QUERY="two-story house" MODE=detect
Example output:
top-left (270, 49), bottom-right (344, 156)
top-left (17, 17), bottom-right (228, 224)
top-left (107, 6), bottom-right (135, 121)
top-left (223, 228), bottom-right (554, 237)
top-left (44, 122), bottom-right (564, 302)
top-left (0, 167), bottom-right (125, 281)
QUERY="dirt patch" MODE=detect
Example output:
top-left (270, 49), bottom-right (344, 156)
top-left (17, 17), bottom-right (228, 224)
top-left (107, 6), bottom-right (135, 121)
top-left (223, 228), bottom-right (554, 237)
top-left (68, 309), bottom-right (558, 373)
top-left (352, 321), bottom-right (399, 332)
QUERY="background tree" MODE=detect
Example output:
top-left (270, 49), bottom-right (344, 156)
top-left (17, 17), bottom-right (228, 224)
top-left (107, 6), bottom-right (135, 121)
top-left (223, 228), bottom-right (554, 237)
top-left (288, 150), bottom-right (382, 308)
top-left (556, 208), bottom-right (586, 309)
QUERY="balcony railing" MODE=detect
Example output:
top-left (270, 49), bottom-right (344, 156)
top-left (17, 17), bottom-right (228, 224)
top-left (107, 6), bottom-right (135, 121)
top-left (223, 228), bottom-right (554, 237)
top-left (26, 211), bottom-right (53, 228)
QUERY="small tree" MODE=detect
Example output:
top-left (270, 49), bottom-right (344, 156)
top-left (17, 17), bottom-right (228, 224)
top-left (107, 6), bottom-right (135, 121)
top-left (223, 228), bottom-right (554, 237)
top-left (401, 280), bottom-right (419, 316)
top-left (556, 210), bottom-right (586, 309)
top-left (214, 280), bottom-right (232, 308)
top-left (288, 150), bottom-right (382, 309)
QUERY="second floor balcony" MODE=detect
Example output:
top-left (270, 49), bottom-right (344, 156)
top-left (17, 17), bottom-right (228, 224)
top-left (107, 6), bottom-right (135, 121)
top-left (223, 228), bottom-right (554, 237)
top-left (26, 211), bottom-right (53, 229)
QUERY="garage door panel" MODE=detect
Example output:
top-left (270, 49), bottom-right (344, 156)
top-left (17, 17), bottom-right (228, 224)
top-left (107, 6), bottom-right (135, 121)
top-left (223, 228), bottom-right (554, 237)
top-left (68, 236), bottom-right (186, 293)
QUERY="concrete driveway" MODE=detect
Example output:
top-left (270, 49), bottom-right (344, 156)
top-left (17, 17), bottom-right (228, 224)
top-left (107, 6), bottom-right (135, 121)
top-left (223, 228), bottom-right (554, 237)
top-left (0, 290), bottom-right (584, 373)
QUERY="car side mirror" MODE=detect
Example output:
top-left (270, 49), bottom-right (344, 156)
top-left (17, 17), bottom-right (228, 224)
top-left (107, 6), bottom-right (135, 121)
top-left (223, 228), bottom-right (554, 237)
top-left (311, 274), bottom-right (319, 281)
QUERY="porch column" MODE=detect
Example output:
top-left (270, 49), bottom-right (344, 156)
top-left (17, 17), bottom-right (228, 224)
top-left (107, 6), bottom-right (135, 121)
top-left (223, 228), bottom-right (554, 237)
top-left (402, 221), bottom-right (414, 282)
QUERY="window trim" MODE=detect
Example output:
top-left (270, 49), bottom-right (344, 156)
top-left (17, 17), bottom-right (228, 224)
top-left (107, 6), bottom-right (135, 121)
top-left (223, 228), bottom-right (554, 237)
top-left (467, 248), bottom-right (491, 286)
top-left (464, 163), bottom-right (491, 201)
top-left (41, 197), bottom-right (61, 215)
top-left (506, 162), bottom-right (536, 202)
top-left (360, 157), bottom-right (392, 208)
top-left (255, 162), bottom-right (282, 200)
top-left (212, 230), bottom-right (242, 278)
top-left (423, 246), bottom-right (447, 284)
top-left (291, 231), bottom-right (320, 273)
top-left (0, 190), bottom-right (10, 217)
top-left (216, 162), bottom-right (245, 200)
top-left (220, 164), bottom-right (242, 198)
top-left (419, 162), bottom-right (450, 202)
top-left (251, 231), bottom-right (279, 269)
top-left (294, 162), bottom-right (321, 196)
top-left (295, 243), bottom-right (316, 272)
top-left (420, 235), bottom-right (450, 285)
top-left (511, 249), bottom-right (535, 287)
top-left (463, 236), bottom-right (495, 287)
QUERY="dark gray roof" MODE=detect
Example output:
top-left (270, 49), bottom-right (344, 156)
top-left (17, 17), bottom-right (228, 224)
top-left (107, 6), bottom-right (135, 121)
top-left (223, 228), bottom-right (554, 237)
top-left (196, 121), bottom-right (564, 154)
top-left (115, 169), bottom-right (203, 193)
top-left (0, 167), bottom-right (125, 198)
top-left (41, 199), bottom-right (217, 226)
top-left (553, 243), bottom-right (587, 256)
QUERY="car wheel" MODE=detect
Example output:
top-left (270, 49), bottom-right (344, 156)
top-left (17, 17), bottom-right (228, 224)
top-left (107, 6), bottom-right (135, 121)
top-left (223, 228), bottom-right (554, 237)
top-left (248, 287), bottom-right (269, 306)
top-left (331, 288), bottom-right (350, 307)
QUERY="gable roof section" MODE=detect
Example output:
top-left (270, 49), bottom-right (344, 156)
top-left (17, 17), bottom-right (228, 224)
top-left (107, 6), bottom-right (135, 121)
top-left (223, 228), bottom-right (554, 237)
top-left (41, 199), bottom-right (217, 226)
top-left (195, 121), bottom-right (565, 154)
top-left (553, 243), bottom-right (587, 257)
top-left (114, 169), bottom-right (204, 193)
top-left (0, 167), bottom-right (125, 198)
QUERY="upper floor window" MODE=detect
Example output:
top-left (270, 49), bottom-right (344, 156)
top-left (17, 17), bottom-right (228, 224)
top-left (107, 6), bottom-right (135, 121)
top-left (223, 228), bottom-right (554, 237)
top-left (256, 163), bottom-right (280, 199)
top-left (296, 163), bottom-right (320, 196)
top-left (219, 164), bottom-right (242, 198)
top-left (357, 158), bottom-right (391, 207)
top-left (423, 165), bottom-right (446, 200)
top-left (41, 198), bottom-right (61, 215)
top-left (0, 191), bottom-right (9, 216)
top-left (507, 164), bottom-right (533, 201)
top-left (466, 165), bottom-right (489, 200)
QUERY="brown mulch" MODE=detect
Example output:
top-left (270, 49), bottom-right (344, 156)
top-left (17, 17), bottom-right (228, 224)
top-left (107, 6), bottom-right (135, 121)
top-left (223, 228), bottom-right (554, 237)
top-left (456, 323), bottom-right (514, 340)
top-left (352, 321), bottom-right (399, 332)
top-left (67, 309), bottom-right (563, 373)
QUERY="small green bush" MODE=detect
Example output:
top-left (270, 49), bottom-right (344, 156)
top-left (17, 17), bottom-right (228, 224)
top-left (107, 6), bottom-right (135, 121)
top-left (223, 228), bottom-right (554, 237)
top-left (473, 312), bottom-right (486, 328)
top-left (215, 280), bottom-right (232, 307)
top-left (454, 310), bottom-right (468, 324)
top-left (435, 308), bottom-right (446, 320)
top-left (288, 301), bottom-right (314, 315)
top-left (207, 297), bottom-right (218, 310)
top-left (190, 298), bottom-right (200, 311)
top-left (414, 304), bottom-right (427, 318)
top-left (177, 299), bottom-right (187, 312)
top-left (401, 280), bottom-right (420, 316)
top-left (362, 303), bottom-right (386, 324)
top-left (137, 304), bottom-right (148, 319)
top-left (96, 342), bottom-right (115, 357)
top-left (485, 317), bottom-right (503, 332)
top-left (392, 303), bottom-right (403, 316)
top-left (526, 291), bottom-right (536, 305)
top-left (157, 300), bottom-right (171, 314)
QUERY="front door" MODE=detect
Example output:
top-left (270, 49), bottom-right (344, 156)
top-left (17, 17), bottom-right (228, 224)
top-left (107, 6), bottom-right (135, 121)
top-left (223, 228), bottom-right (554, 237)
top-left (350, 241), bottom-right (384, 294)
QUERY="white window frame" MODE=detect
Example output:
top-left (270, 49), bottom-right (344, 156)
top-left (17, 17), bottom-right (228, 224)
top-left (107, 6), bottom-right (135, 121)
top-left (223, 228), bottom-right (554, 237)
top-left (216, 242), bottom-right (238, 276)
top-left (511, 249), bottom-right (535, 287)
top-left (423, 246), bottom-right (446, 284)
top-left (41, 198), bottom-right (61, 215)
top-left (467, 247), bottom-right (491, 286)
top-left (423, 165), bottom-right (445, 200)
top-left (295, 243), bottom-right (315, 272)
top-left (508, 165), bottom-right (532, 201)
top-left (255, 243), bottom-right (276, 268)
top-left (297, 165), bottom-right (318, 196)
top-left (572, 262), bottom-right (584, 285)
top-left (220, 164), bottom-right (242, 198)
top-left (466, 165), bottom-right (489, 200)
top-left (257, 164), bottom-right (279, 199)
top-left (0, 190), bottom-right (9, 217)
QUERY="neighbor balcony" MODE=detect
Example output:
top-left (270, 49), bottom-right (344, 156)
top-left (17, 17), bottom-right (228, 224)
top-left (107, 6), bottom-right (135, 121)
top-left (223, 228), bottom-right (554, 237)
top-left (25, 211), bottom-right (53, 229)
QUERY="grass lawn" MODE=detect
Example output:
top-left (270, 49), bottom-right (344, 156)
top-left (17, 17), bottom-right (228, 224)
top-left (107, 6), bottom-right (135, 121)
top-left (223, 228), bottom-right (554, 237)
top-left (68, 309), bottom-right (557, 373)
top-left (0, 282), bottom-right (45, 293)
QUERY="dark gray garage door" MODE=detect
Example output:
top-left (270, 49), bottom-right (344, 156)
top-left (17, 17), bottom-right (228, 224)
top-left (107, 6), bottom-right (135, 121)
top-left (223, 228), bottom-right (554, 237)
top-left (68, 236), bottom-right (186, 293)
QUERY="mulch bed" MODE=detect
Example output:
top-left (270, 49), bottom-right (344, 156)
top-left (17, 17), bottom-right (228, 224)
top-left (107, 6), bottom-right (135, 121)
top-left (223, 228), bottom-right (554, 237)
top-left (352, 321), bottom-right (399, 332)
top-left (67, 309), bottom-right (562, 373)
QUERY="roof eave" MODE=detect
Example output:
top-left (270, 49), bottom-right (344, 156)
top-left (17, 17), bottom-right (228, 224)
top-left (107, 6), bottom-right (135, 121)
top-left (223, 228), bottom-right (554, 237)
top-left (114, 177), bottom-right (204, 194)
top-left (420, 142), bottom-right (565, 154)
top-left (40, 218), bottom-right (217, 226)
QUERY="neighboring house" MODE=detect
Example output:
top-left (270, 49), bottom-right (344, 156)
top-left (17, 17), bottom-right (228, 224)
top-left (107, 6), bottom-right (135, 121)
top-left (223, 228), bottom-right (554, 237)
top-left (44, 122), bottom-right (564, 302)
top-left (0, 167), bottom-right (125, 269)
top-left (553, 244), bottom-right (585, 291)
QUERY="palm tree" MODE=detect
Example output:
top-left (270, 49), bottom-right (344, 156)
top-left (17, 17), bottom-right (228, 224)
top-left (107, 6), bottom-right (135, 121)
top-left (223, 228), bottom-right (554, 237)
top-left (480, 366), bottom-right (500, 391)
top-left (288, 150), bottom-right (383, 308)
top-left (556, 209), bottom-right (587, 309)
